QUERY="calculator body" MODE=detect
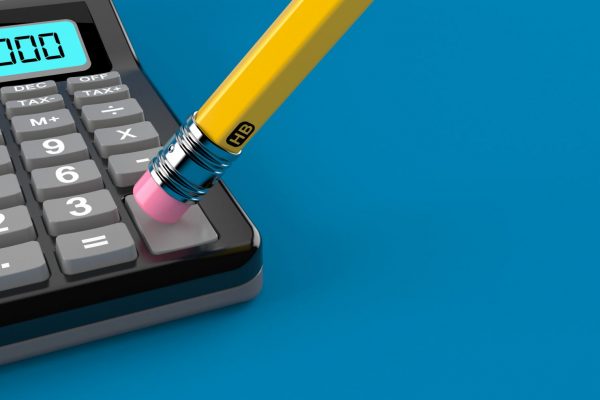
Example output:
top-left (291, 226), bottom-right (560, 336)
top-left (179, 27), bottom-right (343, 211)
top-left (0, 0), bottom-right (263, 364)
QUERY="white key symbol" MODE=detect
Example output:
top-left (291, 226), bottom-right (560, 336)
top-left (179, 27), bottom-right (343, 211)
top-left (102, 105), bottom-right (125, 116)
top-left (117, 128), bottom-right (136, 141)
top-left (0, 213), bottom-right (8, 233)
top-left (82, 235), bottom-right (109, 249)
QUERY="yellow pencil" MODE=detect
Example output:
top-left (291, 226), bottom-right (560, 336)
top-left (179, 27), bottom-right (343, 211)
top-left (134, 0), bottom-right (372, 223)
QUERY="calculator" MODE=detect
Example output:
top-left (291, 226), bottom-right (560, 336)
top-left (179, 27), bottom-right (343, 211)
top-left (0, 0), bottom-right (263, 364)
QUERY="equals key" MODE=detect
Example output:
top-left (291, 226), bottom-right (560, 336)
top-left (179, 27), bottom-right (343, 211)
top-left (56, 223), bottom-right (137, 275)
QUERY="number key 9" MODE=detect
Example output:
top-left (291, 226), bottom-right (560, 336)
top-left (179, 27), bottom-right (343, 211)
top-left (20, 133), bottom-right (88, 171)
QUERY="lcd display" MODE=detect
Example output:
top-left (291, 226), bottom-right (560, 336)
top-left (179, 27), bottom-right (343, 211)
top-left (0, 20), bottom-right (90, 83)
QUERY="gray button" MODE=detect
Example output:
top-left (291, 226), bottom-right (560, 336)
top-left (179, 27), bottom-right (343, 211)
top-left (1, 80), bottom-right (57, 104)
top-left (94, 121), bottom-right (160, 158)
top-left (108, 147), bottom-right (159, 187)
top-left (31, 160), bottom-right (103, 202)
top-left (21, 133), bottom-right (89, 171)
top-left (125, 196), bottom-right (218, 255)
top-left (56, 222), bottom-right (137, 275)
top-left (0, 129), bottom-right (4, 145)
top-left (0, 205), bottom-right (36, 248)
top-left (43, 189), bottom-right (120, 236)
top-left (0, 174), bottom-right (24, 209)
top-left (5, 94), bottom-right (65, 119)
top-left (0, 146), bottom-right (13, 175)
top-left (0, 241), bottom-right (48, 292)
top-left (81, 99), bottom-right (144, 132)
top-left (11, 109), bottom-right (76, 144)
top-left (74, 84), bottom-right (130, 109)
top-left (67, 71), bottom-right (121, 95)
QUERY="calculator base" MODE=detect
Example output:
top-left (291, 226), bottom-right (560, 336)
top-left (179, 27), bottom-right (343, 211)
top-left (0, 267), bottom-right (262, 366)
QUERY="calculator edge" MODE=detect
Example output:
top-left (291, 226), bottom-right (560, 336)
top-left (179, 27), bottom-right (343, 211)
top-left (0, 267), bottom-right (263, 365)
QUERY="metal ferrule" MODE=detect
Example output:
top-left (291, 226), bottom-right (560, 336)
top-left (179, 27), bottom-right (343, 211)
top-left (149, 114), bottom-right (240, 204)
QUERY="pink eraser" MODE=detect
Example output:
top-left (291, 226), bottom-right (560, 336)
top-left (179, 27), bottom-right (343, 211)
top-left (133, 170), bottom-right (191, 224)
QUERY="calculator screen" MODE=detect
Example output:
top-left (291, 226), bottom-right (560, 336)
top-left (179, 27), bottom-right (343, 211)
top-left (0, 20), bottom-right (90, 83)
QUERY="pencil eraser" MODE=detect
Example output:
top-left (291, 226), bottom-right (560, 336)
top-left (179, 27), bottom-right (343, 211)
top-left (133, 170), bottom-right (191, 224)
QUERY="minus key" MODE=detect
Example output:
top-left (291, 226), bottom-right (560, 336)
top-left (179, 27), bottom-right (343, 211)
top-left (108, 147), bottom-right (161, 188)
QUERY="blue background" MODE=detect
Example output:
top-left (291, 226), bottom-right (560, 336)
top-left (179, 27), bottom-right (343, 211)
top-left (3, 0), bottom-right (600, 398)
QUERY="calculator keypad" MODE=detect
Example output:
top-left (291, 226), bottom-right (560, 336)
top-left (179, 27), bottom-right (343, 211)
top-left (0, 71), bottom-right (219, 291)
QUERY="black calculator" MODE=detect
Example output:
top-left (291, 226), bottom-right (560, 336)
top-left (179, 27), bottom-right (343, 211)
top-left (0, 0), bottom-right (263, 364)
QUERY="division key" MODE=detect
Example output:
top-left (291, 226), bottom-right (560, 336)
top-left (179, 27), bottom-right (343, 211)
top-left (81, 99), bottom-right (144, 132)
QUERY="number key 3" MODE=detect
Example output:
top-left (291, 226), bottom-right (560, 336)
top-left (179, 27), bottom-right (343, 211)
top-left (42, 189), bottom-right (119, 236)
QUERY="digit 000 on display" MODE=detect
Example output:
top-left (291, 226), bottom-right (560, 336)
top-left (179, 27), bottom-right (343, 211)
top-left (0, 33), bottom-right (65, 66)
top-left (0, 20), bottom-right (90, 82)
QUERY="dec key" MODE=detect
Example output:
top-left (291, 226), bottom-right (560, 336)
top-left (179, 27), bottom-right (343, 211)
top-left (1, 80), bottom-right (57, 104)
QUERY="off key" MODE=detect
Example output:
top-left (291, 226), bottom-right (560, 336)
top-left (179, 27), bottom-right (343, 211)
top-left (67, 71), bottom-right (122, 95)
